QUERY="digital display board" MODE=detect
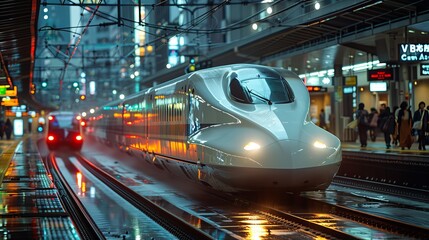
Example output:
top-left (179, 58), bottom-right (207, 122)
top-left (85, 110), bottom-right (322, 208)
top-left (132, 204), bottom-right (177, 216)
top-left (367, 69), bottom-right (393, 81)
top-left (399, 43), bottom-right (429, 62)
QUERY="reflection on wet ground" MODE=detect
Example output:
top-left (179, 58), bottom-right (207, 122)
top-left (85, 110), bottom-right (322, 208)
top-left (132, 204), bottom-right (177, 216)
top-left (307, 185), bottom-right (429, 228)
top-left (1, 138), bottom-right (79, 239)
top-left (55, 155), bottom-right (177, 239)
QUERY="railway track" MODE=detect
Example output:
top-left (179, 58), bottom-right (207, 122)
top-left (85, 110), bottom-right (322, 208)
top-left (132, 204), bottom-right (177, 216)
top-left (72, 153), bottom-right (213, 240)
top-left (333, 175), bottom-right (429, 201)
top-left (45, 153), bottom-right (105, 240)
top-left (62, 150), bottom-right (429, 239)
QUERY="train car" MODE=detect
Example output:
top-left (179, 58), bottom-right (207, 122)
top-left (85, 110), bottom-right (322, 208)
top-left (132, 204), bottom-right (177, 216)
top-left (90, 64), bottom-right (341, 192)
top-left (46, 111), bottom-right (84, 151)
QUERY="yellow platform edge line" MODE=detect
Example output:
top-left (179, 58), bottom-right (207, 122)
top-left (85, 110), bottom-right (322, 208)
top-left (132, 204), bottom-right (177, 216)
top-left (0, 138), bottom-right (24, 185)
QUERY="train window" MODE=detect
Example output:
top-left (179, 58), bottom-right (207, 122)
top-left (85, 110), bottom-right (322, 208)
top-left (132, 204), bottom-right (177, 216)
top-left (230, 78), bottom-right (252, 103)
top-left (229, 69), bottom-right (294, 104)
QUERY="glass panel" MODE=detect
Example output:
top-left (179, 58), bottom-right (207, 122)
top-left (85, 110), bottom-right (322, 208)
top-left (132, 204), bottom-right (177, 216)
top-left (229, 68), bottom-right (294, 104)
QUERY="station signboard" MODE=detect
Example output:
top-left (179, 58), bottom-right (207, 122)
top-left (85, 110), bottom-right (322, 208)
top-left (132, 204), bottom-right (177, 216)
top-left (343, 76), bottom-right (357, 86)
top-left (1, 97), bottom-right (19, 106)
top-left (399, 43), bottom-right (429, 62)
top-left (0, 86), bottom-right (17, 96)
top-left (367, 69), bottom-right (394, 81)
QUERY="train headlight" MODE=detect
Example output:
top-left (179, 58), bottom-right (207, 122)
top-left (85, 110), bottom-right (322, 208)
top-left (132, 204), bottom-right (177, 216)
top-left (244, 142), bottom-right (260, 151)
top-left (313, 140), bottom-right (327, 149)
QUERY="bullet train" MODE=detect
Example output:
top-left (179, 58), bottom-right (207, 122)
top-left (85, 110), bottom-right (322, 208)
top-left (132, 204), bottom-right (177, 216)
top-left (89, 64), bottom-right (341, 192)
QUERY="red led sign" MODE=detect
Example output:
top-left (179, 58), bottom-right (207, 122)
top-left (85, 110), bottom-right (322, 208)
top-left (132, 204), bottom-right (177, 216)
top-left (368, 69), bottom-right (393, 81)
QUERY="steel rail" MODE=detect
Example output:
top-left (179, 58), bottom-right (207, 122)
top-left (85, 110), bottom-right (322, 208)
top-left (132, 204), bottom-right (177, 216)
top-left (285, 193), bottom-right (429, 239)
top-left (333, 175), bottom-right (429, 202)
top-left (46, 152), bottom-right (106, 240)
top-left (75, 153), bottom-right (213, 240)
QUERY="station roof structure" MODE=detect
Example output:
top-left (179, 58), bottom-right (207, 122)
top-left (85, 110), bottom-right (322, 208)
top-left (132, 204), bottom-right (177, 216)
top-left (0, 0), bottom-right (43, 109)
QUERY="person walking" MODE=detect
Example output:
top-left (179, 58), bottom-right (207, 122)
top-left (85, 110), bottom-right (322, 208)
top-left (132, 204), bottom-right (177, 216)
top-left (368, 107), bottom-right (379, 141)
top-left (397, 101), bottom-right (413, 150)
top-left (356, 103), bottom-right (369, 147)
top-left (319, 108), bottom-right (327, 130)
top-left (4, 118), bottom-right (13, 140)
top-left (0, 119), bottom-right (4, 140)
top-left (379, 106), bottom-right (395, 149)
top-left (413, 101), bottom-right (428, 150)
top-left (392, 105), bottom-right (399, 146)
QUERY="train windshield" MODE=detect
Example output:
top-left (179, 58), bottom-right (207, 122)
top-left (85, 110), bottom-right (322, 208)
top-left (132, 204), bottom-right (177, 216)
top-left (230, 74), bottom-right (294, 104)
top-left (48, 114), bottom-right (80, 130)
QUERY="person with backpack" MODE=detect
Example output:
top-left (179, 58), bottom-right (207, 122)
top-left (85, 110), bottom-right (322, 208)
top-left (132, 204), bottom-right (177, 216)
top-left (355, 103), bottom-right (369, 147)
top-left (412, 101), bottom-right (428, 150)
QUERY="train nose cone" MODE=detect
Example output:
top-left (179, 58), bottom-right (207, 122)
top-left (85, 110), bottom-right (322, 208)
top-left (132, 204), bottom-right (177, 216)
top-left (260, 139), bottom-right (341, 169)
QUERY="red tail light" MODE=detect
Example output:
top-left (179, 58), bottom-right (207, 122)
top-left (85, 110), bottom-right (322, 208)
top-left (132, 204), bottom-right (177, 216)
top-left (48, 135), bottom-right (55, 141)
top-left (75, 135), bottom-right (83, 141)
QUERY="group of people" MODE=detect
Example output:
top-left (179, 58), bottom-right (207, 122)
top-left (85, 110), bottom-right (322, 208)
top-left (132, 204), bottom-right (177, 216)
top-left (355, 101), bottom-right (429, 150)
top-left (0, 118), bottom-right (13, 140)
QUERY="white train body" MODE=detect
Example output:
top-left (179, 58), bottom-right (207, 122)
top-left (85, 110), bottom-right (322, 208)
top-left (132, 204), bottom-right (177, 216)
top-left (90, 64), bottom-right (341, 192)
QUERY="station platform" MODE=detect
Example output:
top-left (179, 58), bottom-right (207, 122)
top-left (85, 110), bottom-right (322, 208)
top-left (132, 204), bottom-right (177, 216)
top-left (0, 135), bottom-right (427, 239)
top-left (0, 136), bottom-right (79, 239)
top-left (342, 138), bottom-right (429, 155)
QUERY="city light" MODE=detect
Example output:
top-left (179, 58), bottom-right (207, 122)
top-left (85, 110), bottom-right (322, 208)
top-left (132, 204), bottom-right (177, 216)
top-left (315, 1), bottom-right (320, 10)
top-left (252, 23), bottom-right (258, 31)
top-left (119, 94), bottom-right (125, 100)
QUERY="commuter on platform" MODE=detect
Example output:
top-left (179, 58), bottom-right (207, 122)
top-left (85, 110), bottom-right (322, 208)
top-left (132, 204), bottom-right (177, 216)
top-left (379, 106), bottom-right (395, 149)
top-left (392, 105), bottom-right (399, 146)
top-left (0, 119), bottom-right (4, 140)
top-left (397, 101), bottom-right (413, 150)
top-left (319, 108), bottom-right (327, 130)
top-left (356, 103), bottom-right (369, 147)
top-left (368, 107), bottom-right (379, 142)
top-left (4, 118), bottom-right (13, 140)
top-left (413, 101), bottom-right (428, 150)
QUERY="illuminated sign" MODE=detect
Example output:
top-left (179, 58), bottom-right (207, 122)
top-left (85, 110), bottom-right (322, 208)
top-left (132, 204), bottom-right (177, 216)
top-left (343, 76), bottom-right (357, 86)
top-left (421, 64), bottom-right (429, 76)
top-left (306, 86), bottom-right (327, 92)
top-left (343, 86), bottom-right (354, 94)
top-left (1, 97), bottom-right (19, 106)
top-left (399, 43), bottom-right (429, 62)
top-left (369, 82), bottom-right (387, 92)
top-left (367, 69), bottom-right (393, 81)
top-left (13, 119), bottom-right (24, 136)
